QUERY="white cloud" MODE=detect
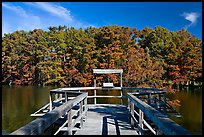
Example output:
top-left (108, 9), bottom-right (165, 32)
top-left (2, 2), bottom-right (97, 36)
top-left (24, 2), bottom-right (96, 29)
top-left (2, 3), bottom-right (42, 35)
top-left (2, 3), bottom-right (28, 17)
top-left (27, 2), bottom-right (73, 22)
top-left (181, 12), bottom-right (200, 30)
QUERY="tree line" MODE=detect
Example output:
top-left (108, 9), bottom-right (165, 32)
top-left (2, 25), bottom-right (202, 91)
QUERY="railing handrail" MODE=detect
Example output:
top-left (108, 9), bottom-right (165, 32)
top-left (50, 87), bottom-right (96, 92)
top-left (10, 92), bottom-right (88, 135)
top-left (50, 87), bottom-right (122, 92)
top-left (123, 87), bottom-right (166, 92)
top-left (50, 87), bottom-right (123, 105)
top-left (127, 93), bottom-right (191, 135)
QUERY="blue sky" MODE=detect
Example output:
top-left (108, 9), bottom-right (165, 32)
top-left (2, 2), bottom-right (202, 39)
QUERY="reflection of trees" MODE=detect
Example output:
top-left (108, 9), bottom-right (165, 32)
top-left (2, 86), bottom-right (51, 132)
top-left (167, 89), bottom-right (202, 134)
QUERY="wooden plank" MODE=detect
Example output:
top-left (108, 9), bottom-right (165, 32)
top-left (75, 104), bottom-right (137, 135)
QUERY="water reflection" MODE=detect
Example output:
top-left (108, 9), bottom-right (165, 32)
top-left (2, 85), bottom-right (54, 133)
top-left (167, 88), bottom-right (202, 135)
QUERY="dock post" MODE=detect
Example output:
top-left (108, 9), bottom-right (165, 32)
top-left (127, 98), bottom-right (130, 122)
top-left (49, 92), bottom-right (53, 111)
top-left (65, 92), bottom-right (68, 102)
top-left (59, 93), bottom-right (62, 103)
top-left (84, 97), bottom-right (87, 117)
top-left (94, 90), bottom-right (96, 104)
top-left (139, 109), bottom-right (144, 135)
top-left (79, 101), bottom-right (83, 128)
top-left (94, 74), bottom-right (96, 104)
top-left (130, 102), bottom-right (134, 128)
top-left (67, 109), bottom-right (72, 135)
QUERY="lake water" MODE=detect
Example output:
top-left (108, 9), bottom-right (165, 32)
top-left (166, 88), bottom-right (202, 135)
top-left (2, 85), bottom-right (202, 135)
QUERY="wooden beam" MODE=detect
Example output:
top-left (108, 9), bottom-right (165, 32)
top-left (93, 69), bottom-right (123, 74)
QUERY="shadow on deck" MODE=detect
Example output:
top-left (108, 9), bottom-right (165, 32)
top-left (75, 104), bottom-right (137, 135)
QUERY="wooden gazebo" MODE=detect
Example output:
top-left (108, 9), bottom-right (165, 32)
top-left (93, 69), bottom-right (123, 88)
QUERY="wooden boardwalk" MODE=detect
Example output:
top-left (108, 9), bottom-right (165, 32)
top-left (11, 86), bottom-right (191, 135)
top-left (75, 104), bottom-right (138, 135)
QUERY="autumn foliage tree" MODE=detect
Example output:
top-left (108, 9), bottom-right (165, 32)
top-left (137, 26), bottom-right (202, 88)
top-left (2, 25), bottom-right (202, 90)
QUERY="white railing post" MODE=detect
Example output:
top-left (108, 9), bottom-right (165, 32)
top-left (130, 101), bottom-right (134, 128)
top-left (139, 109), bottom-right (144, 135)
top-left (79, 101), bottom-right (83, 128)
top-left (94, 74), bottom-right (96, 104)
top-left (84, 97), bottom-right (87, 117)
top-left (65, 92), bottom-right (68, 102)
top-left (67, 109), bottom-right (72, 135)
top-left (49, 93), bottom-right (53, 111)
top-left (127, 98), bottom-right (130, 122)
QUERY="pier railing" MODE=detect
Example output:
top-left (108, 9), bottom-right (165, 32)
top-left (127, 92), bottom-right (191, 135)
top-left (49, 87), bottom-right (123, 105)
top-left (10, 91), bottom-right (88, 135)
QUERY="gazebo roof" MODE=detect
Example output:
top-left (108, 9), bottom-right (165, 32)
top-left (93, 69), bottom-right (123, 74)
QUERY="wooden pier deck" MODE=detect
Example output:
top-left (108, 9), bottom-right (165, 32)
top-left (10, 86), bottom-right (192, 135)
top-left (75, 104), bottom-right (137, 135)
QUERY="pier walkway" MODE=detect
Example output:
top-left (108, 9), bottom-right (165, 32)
top-left (75, 104), bottom-right (137, 135)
